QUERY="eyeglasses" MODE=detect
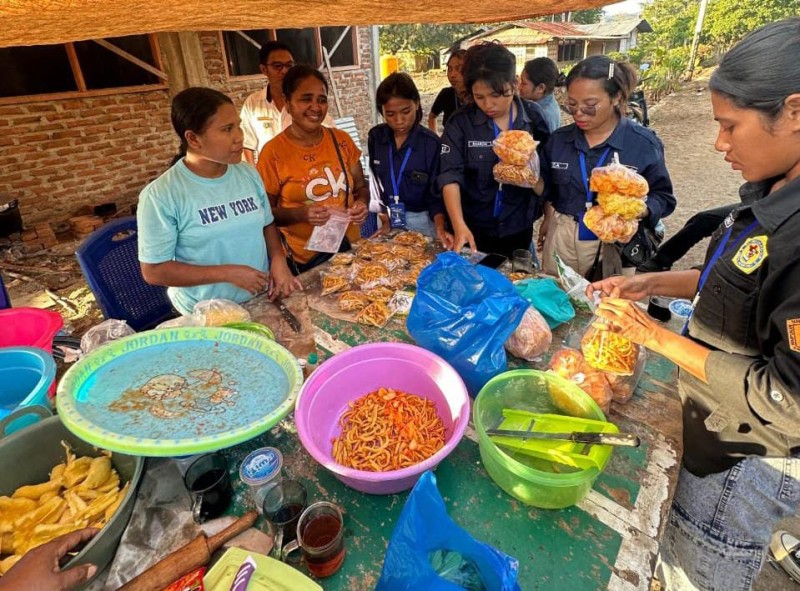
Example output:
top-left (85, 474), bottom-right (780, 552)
top-left (562, 104), bottom-right (599, 117)
top-left (268, 61), bottom-right (295, 71)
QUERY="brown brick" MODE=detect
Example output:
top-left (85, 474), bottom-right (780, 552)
top-left (21, 229), bottom-right (37, 242)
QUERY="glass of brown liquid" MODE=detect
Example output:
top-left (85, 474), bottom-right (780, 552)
top-left (281, 502), bottom-right (346, 578)
top-left (183, 453), bottom-right (232, 523)
top-left (262, 479), bottom-right (308, 556)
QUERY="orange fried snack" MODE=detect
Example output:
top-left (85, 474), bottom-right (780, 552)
top-left (363, 287), bottom-right (395, 303)
top-left (493, 130), bottom-right (538, 166)
top-left (355, 301), bottom-right (392, 328)
top-left (354, 263), bottom-right (389, 288)
top-left (321, 273), bottom-right (350, 296)
top-left (581, 328), bottom-right (639, 376)
top-left (597, 192), bottom-right (647, 221)
top-left (393, 231), bottom-right (427, 248)
top-left (331, 388), bottom-right (446, 472)
top-left (338, 291), bottom-right (370, 312)
top-left (330, 252), bottom-right (355, 266)
top-left (590, 164), bottom-right (649, 197)
top-left (493, 162), bottom-right (538, 187)
top-left (583, 206), bottom-right (638, 243)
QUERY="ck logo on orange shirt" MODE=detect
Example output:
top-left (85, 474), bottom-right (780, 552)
top-left (306, 166), bottom-right (347, 201)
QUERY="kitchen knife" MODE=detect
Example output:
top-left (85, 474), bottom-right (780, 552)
top-left (486, 428), bottom-right (640, 447)
top-left (273, 298), bottom-right (301, 333)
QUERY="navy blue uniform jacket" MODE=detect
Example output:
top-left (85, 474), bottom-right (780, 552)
top-left (436, 97), bottom-right (550, 237)
top-left (540, 117), bottom-right (675, 229)
top-left (368, 123), bottom-right (444, 219)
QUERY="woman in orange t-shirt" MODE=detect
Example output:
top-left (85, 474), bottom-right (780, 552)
top-left (257, 65), bottom-right (369, 273)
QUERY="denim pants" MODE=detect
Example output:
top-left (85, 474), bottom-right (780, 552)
top-left (656, 456), bottom-right (800, 590)
top-left (404, 210), bottom-right (435, 239)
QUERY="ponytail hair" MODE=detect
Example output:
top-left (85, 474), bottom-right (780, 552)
top-left (523, 57), bottom-right (564, 95)
top-left (463, 42), bottom-right (516, 95)
top-left (566, 55), bottom-right (636, 115)
top-left (709, 17), bottom-right (800, 122)
top-left (170, 87), bottom-right (233, 162)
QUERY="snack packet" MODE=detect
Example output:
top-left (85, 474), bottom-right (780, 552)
top-left (306, 209), bottom-right (351, 253)
top-left (504, 306), bottom-right (552, 361)
top-left (194, 299), bottom-right (250, 326)
top-left (356, 301), bottom-right (393, 328)
top-left (388, 290), bottom-right (415, 317)
top-left (321, 272), bottom-right (351, 296)
top-left (548, 348), bottom-right (613, 413)
top-left (492, 130), bottom-right (537, 166)
top-left (589, 152), bottom-right (649, 197)
top-left (554, 254), bottom-right (598, 313)
top-left (596, 192), bottom-right (647, 221)
top-left (581, 324), bottom-right (641, 376)
top-left (493, 162), bottom-right (538, 188)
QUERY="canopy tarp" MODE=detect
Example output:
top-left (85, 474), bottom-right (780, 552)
top-left (0, 0), bottom-right (617, 48)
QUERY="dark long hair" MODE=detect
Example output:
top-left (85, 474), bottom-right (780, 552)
top-left (463, 42), bottom-right (516, 95)
top-left (282, 65), bottom-right (329, 100)
top-left (375, 72), bottom-right (423, 124)
top-left (566, 55), bottom-right (636, 116)
top-left (170, 87), bottom-right (233, 164)
top-left (523, 57), bottom-right (565, 95)
top-left (709, 17), bottom-right (800, 122)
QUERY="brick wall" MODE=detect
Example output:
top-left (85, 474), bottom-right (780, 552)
top-left (0, 28), bottom-right (376, 228)
top-left (0, 91), bottom-right (174, 228)
top-left (202, 26), bottom-right (376, 147)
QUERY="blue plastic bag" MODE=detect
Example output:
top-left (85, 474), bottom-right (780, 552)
top-left (514, 277), bottom-right (575, 330)
top-left (376, 471), bottom-right (521, 591)
top-left (407, 252), bottom-right (528, 396)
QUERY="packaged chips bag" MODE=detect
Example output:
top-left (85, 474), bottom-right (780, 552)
top-left (589, 153), bottom-right (649, 197)
top-left (580, 324), bottom-right (641, 377)
top-left (492, 130), bottom-right (540, 188)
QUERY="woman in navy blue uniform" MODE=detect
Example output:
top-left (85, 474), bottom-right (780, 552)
top-left (437, 43), bottom-right (550, 257)
top-left (368, 73), bottom-right (451, 245)
top-left (537, 55), bottom-right (675, 278)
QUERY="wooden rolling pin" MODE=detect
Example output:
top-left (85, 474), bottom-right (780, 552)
top-left (119, 511), bottom-right (258, 591)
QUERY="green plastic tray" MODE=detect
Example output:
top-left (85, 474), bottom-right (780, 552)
top-left (489, 410), bottom-right (620, 470)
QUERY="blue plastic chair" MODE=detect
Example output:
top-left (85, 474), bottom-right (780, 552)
top-left (0, 272), bottom-right (10, 309)
top-left (76, 217), bottom-right (174, 331)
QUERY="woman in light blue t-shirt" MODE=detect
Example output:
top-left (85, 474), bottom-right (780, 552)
top-left (519, 57), bottom-right (565, 133)
top-left (137, 87), bottom-right (300, 315)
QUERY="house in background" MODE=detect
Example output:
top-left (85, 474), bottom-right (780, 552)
top-left (453, 17), bottom-right (652, 71)
top-left (0, 26), bottom-right (379, 227)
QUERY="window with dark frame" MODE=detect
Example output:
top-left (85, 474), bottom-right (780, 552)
top-left (223, 27), bottom-right (358, 78)
top-left (557, 40), bottom-right (582, 62)
top-left (0, 34), bottom-right (163, 100)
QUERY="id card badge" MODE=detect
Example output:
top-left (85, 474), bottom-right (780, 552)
top-left (578, 206), bottom-right (598, 241)
top-left (389, 197), bottom-right (407, 229)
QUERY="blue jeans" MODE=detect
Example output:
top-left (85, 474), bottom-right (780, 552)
top-left (656, 457), bottom-right (800, 590)
top-left (405, 211), bottom-right (435, 239)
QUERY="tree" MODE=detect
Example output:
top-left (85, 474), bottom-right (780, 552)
top-left (704, 0), bottom-right (799, 49)
top-left (379, 24), bottom-right (482, 56)
top-left (572, 8), bottom-right (604, 24)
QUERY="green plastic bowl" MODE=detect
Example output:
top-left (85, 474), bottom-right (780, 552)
top-left (473, 369), bottom-right (611, 509)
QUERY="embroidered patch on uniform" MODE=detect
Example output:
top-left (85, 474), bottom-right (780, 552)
top-left (551, 162), bottom-right (568, 170)
top-left (467, 141), bottom-right (493, 148)
top-left (787, 319), bottom-right (800, 353)
top-left (723, 212), bottom-right (735, 228)
top-left (732, 235), bottom-right (768, 274)
top-left (440, 144), bottom-right (450, 154)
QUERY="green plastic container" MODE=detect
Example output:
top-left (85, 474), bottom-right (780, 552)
top-left (473, 369), bottom-right (612, 509)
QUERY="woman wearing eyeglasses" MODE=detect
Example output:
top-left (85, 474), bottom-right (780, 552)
top-left (240, 41), bottom-right (333, 165)
top-left (536, 55), bottom-right (676, 278)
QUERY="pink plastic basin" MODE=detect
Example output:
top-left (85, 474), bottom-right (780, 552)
top-left (295, 342), bottom-right (470, 495)
top-left (0, 307), bottom-right (63, 397)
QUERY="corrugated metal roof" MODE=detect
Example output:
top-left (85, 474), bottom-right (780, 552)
top-left (575, 17), bottom-right (652, 38)
top-left (518, 21), bottom-right (587, 37)
top-left (478, 27), bottom-right (550, 45)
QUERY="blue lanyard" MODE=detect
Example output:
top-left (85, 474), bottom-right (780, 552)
top-left (682, 219), bottom-right (759, 335)
top-left (492, 106), bottom-right (515, 218)
top-left (388, 143), bottom-right (413, 198)
top-left (578, 147), bottom-right (612, 209)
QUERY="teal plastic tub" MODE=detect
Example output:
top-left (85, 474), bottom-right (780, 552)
top-left (0, 346), bottom-right (55, 434)
top-left (473, 369), bottom-right (612, 509)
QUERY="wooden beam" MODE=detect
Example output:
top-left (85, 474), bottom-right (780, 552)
top-left (92, 38), bottom-right (168, 80)
top-left (234, 30), bottom-right (261, 50)
top-left (65, 43), bottom-right (87, 92)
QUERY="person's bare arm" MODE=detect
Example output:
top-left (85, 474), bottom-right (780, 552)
top-left (243, 149), bottom-right (256, 165)
top-left (428, 113), bottom-right (439, 133)
top-left (141, 261), bottom-right (267, 295)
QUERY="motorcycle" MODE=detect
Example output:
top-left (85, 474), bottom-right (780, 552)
top-left (627, 63), bottom-right (651, 127)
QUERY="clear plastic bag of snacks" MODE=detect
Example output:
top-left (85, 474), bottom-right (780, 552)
top-left (582, 205), bottom-right (638, 244)
top-left (306, 209), bottom-right (351, 253)
top-left (194, 299), bottom-right (251, 326)
top-left (589, 152), bottom-right (649, 197)
top-left (605, 346), bottom-right (647, 403)
top-left (596, 192), bottom-right (647, 221)
top-left (492, 130), bottom-right (537, 166)
top-left (548, 348), bottom-right (613, 413)
top-left (581, 324), bottom-right (641, 376)
top-left (504, 306), bottom-right (552, 361)
top-left (493, 162), bottom-right (538, 188)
